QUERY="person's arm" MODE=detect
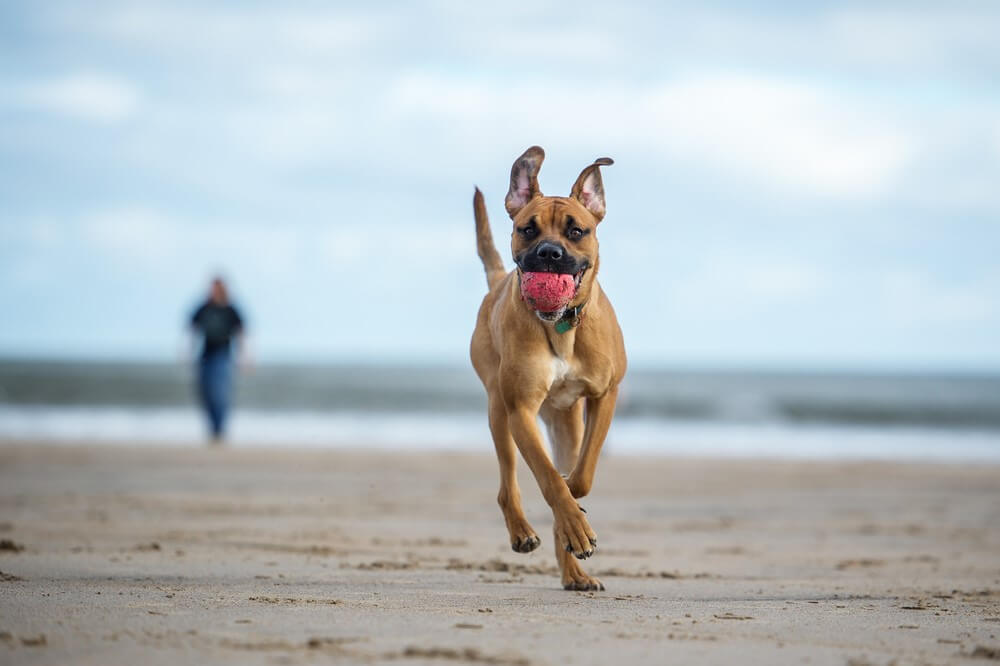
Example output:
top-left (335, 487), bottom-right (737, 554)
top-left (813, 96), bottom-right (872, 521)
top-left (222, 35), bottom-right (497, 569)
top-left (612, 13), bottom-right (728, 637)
top-left (231, 307), bottom-right (251, 371)
top-left (187, 305), bottom-right (204, 362)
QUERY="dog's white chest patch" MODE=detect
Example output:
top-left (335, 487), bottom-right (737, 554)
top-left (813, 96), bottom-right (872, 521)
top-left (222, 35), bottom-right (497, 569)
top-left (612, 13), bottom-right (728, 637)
top-left (546, 357), bottom-right (585, 410)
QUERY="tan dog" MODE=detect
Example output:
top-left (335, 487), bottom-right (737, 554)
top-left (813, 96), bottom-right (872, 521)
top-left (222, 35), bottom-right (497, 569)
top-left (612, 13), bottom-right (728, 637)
top-left (470, 146), bottom-right (627, 591)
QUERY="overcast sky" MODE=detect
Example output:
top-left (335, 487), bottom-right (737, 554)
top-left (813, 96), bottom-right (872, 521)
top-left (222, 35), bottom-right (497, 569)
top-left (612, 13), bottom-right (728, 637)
top-left (2, 1), bottom-right (998, 369)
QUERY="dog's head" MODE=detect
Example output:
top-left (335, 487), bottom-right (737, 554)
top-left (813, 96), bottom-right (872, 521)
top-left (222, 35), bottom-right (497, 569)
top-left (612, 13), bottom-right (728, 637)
top-left (505, 146), bottom-right (612, 317)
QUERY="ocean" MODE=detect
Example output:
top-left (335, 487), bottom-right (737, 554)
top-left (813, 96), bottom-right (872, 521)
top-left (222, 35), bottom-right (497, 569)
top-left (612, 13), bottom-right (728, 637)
top-left (1, 360), bottom-right (998, 460)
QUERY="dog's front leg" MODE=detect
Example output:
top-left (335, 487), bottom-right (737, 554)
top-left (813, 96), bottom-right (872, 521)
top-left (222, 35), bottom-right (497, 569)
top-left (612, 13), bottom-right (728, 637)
top-left (565, 385), bottom-right (619, 500)
top-left (488, 394), bottom-right (540, 553)
top-left (507, 404), bottom-right (597, 559)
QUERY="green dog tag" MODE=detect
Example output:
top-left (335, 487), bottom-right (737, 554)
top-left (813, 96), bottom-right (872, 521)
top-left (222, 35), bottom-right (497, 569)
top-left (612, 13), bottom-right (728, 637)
top-left (555, 319), bottom-right (573, 334)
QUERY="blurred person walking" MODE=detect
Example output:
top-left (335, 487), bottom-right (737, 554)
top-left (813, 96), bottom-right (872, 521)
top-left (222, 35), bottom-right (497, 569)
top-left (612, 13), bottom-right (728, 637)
top-left (189, 277), bottom-right (246, 443)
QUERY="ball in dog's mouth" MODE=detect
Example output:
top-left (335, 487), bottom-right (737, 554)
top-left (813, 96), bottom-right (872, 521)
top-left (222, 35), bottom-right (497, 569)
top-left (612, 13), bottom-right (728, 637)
top-left (520, 270), bottom-right (584, 314)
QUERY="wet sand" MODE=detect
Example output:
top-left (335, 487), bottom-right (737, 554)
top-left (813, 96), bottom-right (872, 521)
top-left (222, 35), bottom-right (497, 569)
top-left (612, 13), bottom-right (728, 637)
top-left (1, 442), bottom-right (998, 665)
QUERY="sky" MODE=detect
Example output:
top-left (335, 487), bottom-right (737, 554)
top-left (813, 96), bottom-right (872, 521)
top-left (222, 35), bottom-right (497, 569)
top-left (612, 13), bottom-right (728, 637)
top-left (1, 1), bottom-right (999, 369)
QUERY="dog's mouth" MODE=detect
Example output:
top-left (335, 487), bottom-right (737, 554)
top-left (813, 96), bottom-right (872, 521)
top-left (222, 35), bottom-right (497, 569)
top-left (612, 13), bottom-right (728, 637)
top-left (519, 266), bottom-right (588, 319)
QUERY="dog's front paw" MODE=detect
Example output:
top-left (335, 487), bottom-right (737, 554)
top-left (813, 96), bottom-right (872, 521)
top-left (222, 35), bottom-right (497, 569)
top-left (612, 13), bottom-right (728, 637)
top-left (554, 500), bottom-right (597, 559)
top-left (511, 534), bottom-right (541, 553)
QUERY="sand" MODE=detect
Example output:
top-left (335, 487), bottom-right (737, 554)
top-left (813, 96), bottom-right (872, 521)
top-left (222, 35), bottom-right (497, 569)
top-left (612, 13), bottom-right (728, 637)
top-left (0, 442), bottom-right (998, 665)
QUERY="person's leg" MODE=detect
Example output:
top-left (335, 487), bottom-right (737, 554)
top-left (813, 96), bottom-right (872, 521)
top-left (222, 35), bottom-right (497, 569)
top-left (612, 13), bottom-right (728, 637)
top-left (210, 355), bottom-right (232, 437)
top-left (208, 353), bottom-right (231, 439)
top-left (199, 353), bottom-right (230, 440)
top-left (197, 357), bottom-right (216, 437)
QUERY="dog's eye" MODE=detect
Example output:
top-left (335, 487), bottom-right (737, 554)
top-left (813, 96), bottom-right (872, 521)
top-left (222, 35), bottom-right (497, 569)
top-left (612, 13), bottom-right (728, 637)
top-left (519, 225), bottom-right (537, 238)
top-left (568, 227), bottom-right (584, 240)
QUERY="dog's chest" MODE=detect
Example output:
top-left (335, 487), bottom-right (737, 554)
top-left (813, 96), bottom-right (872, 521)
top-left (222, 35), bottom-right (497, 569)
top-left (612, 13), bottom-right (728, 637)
top-left (545, 356), bottom-right (587, 410)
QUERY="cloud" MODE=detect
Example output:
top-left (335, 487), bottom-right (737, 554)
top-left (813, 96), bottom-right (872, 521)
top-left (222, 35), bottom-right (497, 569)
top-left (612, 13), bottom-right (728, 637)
top-left (62, 4), bottom-right (391, 57)
top-left (226, 105), bottom-right (348, 166)
top-left (646, 73), bottom-right (914, 197)
top-left (386, 70), bottom-right (915, 198)
top-left (666, 253), bottom-right (829, 319)
top-left (825, 7), bottom-right (1000, 71)
top-left (878, 269), bottom-right (999, 327)
top-left (74, 204), bottom-right (475, 284)
top-left (20, 3), bottom-right (989, 206)
top-left (84, 207), bottom-right (181, 264)
top-left (7, 72), bottom-right (139, 123)
top-left (79, 206), bottom-right (305, 278)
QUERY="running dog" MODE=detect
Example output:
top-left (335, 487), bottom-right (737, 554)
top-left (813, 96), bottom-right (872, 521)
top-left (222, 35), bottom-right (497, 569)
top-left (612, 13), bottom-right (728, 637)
top-left (470, 146), bottom-right (627, 591)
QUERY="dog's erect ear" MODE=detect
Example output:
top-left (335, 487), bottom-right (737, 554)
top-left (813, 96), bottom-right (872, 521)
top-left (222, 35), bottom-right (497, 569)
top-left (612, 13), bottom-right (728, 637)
top-left (570, 157), bottom-right (613, 222)
top-left (505, 146), bottom-right (545, 218)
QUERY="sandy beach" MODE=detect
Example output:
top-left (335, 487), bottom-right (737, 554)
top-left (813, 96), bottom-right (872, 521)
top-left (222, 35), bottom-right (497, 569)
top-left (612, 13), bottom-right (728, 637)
top-left (0, 443), bottom-right (998, 665)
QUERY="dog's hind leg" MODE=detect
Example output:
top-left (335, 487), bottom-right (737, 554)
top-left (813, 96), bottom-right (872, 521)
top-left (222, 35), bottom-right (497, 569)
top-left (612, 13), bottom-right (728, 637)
top-left (489, 394), bottom-right (540, 553)
top-left (541, 399), bottom-right (602, 589)
top-left (566, 386), bottom-right (619, 500)
top-left (540, 399), bottom-right (584, 477)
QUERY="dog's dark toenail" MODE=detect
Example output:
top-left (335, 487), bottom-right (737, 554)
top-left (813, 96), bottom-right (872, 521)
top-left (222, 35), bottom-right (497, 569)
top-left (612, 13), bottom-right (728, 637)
top-left (578, 505), bottom-right (586, 513)
top-left (598, 582), bottom-right (605, 591)
top-left (589, 537), bottom-right (597, 546)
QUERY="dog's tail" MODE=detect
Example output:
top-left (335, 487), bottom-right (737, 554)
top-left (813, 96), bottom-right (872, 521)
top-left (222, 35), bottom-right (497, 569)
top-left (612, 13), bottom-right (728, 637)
top-left (473, 187), bottom-right (506, 290)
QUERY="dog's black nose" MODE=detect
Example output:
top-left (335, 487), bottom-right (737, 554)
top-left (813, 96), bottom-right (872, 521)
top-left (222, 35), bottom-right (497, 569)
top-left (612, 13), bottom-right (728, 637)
top-left (535, 242), bottom-right (564, 261)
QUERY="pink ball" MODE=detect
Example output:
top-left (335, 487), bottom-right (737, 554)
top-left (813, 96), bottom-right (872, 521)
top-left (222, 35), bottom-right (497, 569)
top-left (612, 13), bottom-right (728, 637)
top-left (520, 271), bottom-right (576, 312)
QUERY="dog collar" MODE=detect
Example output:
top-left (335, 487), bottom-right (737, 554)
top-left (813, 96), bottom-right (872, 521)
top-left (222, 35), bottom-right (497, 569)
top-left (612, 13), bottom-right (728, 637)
top-left (554, 302), bottom-right (586, 334)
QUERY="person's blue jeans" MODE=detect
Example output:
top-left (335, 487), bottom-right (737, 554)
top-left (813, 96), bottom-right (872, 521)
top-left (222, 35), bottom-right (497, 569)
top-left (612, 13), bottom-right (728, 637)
top-left (198, 351), bottom-right (233, 439)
